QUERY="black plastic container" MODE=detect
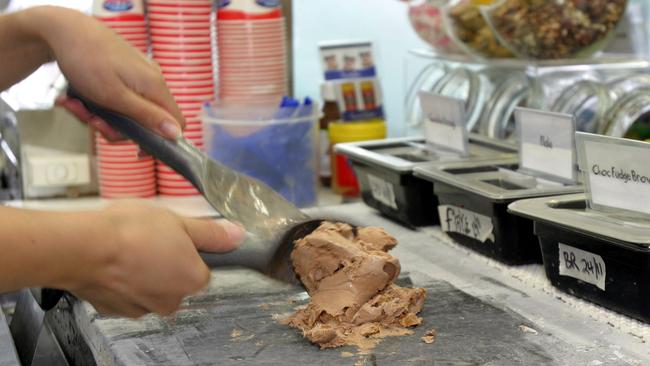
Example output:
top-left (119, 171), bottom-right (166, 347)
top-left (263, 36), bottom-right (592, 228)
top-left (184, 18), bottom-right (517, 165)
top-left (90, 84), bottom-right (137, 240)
top-left (509, 194), bottom-right (650, 323)
top-left (334, 135), bottom-right (516, 228)
top-left (414, 161), bottom-right (583, 265)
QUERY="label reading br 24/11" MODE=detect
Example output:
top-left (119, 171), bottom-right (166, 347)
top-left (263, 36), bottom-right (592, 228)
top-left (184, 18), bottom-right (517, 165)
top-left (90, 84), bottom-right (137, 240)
top-left (558, 243), bottom-right (606, 291)
top-left (367, 174), bottom-right (397, 209)
top-left (438, 205), bottom-right (494, 243)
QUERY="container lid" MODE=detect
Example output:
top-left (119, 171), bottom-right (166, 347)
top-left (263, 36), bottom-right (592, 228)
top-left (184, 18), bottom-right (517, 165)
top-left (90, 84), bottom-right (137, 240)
top-left (321, 82), bottom-right (337, 102)
top-left (508, 194), bottom-right (650, 249)
top-left (413, 159), bottom-right (583, 203)
top-left (328, 120), bottom-right (386, 143)
top-left (334, 134), bottom-right (517, 173)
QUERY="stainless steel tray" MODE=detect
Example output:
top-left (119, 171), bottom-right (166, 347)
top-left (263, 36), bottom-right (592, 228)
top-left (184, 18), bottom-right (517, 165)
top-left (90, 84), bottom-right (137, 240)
top-left (413, 159), bottom-right (583, 203)
top-left (508, 193), bottom-right (650, 248)
top-left (334, 134), bottom-right (516, 173)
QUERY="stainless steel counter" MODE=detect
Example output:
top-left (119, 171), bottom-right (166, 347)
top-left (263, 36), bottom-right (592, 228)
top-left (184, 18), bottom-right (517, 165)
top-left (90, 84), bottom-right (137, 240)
top-left (3, 202), bottom-right (649, 365)
top-left (0, 306), bottom-right (19, 366)
top-left (37, 203), bottom-right (649, 365)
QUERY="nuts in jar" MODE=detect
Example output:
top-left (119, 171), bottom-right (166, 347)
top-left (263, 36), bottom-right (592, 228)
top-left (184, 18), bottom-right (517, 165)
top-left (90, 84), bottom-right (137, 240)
top-left (485, 0), bottom-right (627, 59)
top-left (446, 0), bottom-right (514, 58)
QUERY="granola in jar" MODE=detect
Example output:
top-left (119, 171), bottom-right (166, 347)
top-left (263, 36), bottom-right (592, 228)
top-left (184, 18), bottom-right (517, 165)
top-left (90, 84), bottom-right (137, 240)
top-left (446, 0), bottom-right (514, 58)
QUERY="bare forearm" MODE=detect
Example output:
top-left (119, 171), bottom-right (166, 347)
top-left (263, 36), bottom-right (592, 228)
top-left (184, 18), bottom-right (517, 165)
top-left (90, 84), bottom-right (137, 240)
top-left (0, 206), bottom-right (109, 292)
top-left (0, 7), bottom-right (54, 91)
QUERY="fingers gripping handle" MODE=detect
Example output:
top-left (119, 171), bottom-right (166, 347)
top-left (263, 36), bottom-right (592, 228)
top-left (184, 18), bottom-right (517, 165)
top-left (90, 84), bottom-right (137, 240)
top-left (67, 89), bottom-right (203, 191)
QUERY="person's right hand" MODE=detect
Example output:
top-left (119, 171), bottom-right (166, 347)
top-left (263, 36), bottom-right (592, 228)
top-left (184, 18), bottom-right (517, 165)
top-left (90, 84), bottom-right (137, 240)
top-left (62, 202), bottom-right (245, 318)
top-left (21, 6), bottom-right (185, 140)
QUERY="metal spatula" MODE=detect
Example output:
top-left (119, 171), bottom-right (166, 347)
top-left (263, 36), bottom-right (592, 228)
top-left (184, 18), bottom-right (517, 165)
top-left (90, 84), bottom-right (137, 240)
top-left (68, 91), bottom-right (323, 283)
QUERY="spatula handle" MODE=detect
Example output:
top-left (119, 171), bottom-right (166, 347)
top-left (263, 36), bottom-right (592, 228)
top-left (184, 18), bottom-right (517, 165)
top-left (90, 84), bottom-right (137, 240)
top-left (67, 89), bottom-right (204, 192)
top-left (199, 238), bottom-right (271, 272)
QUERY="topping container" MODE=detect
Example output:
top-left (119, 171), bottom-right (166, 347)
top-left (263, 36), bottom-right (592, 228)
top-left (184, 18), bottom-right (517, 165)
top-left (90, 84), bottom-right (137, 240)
top-left (334, 134), bottom-right (516, 227)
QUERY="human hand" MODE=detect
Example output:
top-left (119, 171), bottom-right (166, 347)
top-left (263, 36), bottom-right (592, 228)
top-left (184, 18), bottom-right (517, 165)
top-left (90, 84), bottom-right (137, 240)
top-left (28, 6), bottom-right (184, 140)
top-left (64, 202), bottom-right (245, 318)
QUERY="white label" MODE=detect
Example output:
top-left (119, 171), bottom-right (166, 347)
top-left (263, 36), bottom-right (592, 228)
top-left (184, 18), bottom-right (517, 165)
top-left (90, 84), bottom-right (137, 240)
top-left (438, 205), bottom-right (494, 242)
top-left (581, 138), bottom-right (650, 216)
top-left (367, 174), bottom-right (397, 209)
top-left (558, 243), bottom-right (606, 291)
top-left (517, 108), bottom-right (576, 182)
top-left (419, 92), bottom-right (468, 156)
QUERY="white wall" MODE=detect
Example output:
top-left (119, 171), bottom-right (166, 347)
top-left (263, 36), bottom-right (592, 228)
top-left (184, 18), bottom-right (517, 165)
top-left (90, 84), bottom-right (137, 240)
top-left (292, 0), bottom-right (428, 137)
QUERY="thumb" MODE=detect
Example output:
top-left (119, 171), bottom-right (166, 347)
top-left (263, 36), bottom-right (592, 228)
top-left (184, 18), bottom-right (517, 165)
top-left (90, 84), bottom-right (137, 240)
top-left (182, 218), bottom-right (246, 253)
top-left (113, 88), bottom-right (184, 140)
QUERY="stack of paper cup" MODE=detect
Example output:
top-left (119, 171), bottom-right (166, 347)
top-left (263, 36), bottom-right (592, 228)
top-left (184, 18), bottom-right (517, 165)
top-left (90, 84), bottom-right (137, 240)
top-left (94, 2), bottom-right (149, 54)
top-left (93, 0), bottom-right (156, 198)
top-left (95, 134), bottom-right (157, 198)
top-left (149, 0), bottom-right (215, 196)
top-left (217, 0), bottom-right (287, 106)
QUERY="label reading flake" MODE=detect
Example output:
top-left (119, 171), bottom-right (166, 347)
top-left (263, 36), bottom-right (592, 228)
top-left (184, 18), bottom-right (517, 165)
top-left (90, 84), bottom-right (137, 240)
top-left (558, 243), bottom-right (606, 291)
top-left (438, 205), bottom-right (494, 242)
top-left (367, 174), bottom-right (397, 210)
top-left (517, 108), bottom-right (576, 182)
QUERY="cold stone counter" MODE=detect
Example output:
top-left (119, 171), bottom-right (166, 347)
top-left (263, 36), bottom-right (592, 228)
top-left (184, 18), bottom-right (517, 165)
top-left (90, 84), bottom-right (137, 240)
top-left (48, 203), bottom-right (649, 365)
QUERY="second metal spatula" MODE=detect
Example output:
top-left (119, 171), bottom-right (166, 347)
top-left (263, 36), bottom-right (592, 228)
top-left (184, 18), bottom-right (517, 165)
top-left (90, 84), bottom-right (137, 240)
top-left (70, 91), bottom-right (310, 239)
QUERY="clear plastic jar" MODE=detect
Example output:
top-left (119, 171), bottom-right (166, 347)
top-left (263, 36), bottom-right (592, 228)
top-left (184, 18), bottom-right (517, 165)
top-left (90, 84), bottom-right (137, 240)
top-left (479, 70), bottom-right (530, 139)
top-left (483, 0), bottom-right (627, 59)
top-left (443, 0), bottom-right (514, 59)
top-left (431, 66), bottom-right (487, 131)
top-left (550, 80), bottom-right (615, 133)
top-left (602, 89), bottom-right (650, 138)
top-left (607, 73), bottom-right (650, 98)
top-left (405, 62), bottom-right (449, 129)
top-left (406, 0), bottom-right (462, 55)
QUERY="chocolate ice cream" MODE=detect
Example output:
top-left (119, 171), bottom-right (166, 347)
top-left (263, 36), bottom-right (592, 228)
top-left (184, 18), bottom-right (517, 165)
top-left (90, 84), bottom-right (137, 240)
top-left (286, 222), bottom-right (426, 349)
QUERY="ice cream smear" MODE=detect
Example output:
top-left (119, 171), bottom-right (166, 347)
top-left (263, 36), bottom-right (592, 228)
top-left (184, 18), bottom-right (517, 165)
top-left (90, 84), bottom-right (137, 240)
top-left (285, 222), bottom-right (426, 349)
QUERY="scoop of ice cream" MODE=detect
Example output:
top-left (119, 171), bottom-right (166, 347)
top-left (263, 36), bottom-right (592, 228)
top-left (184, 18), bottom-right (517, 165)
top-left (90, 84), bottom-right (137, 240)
top-left (286, 222), bottom-right (426, 350)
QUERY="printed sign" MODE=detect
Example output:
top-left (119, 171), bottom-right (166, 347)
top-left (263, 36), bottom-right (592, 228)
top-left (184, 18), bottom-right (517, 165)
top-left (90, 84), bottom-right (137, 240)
top-left (319, 41), bottom-right (376, 81)
top-left (419, 92), bottom-right (468, 156)
top-left (438, 205), bottom-right (494, 242)
top-left (367, 174), bottom-right (397, 209)
top-left (516, 108), bottom-right (576, 183)
top-left (577, 133), bottom-right (650, 216)
top-left (558, 243), bottom-right (606, 290)
top-left (334, 78), bottom-right (384, 121)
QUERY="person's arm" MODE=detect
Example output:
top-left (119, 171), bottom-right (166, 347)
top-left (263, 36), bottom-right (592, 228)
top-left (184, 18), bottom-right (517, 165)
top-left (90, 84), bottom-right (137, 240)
top-left (0, 6), bottom-right (184, 140)
top-left (0, 203), bottom-right (245, 317)
top-left (0, 9), bottom-right (52, 91)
